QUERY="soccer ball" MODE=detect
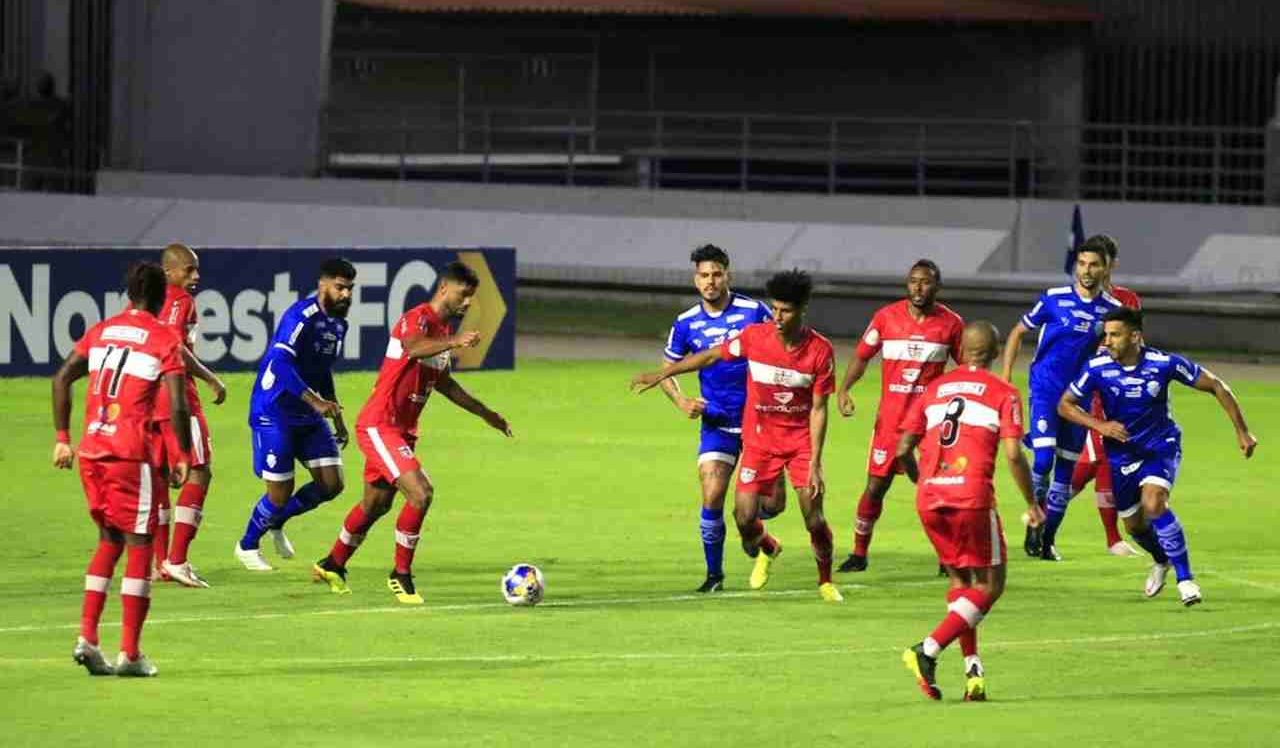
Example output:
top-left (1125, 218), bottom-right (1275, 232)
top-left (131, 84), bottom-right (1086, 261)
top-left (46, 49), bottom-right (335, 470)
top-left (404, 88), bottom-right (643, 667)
top-left (501, 563), bottom-right (545, 606)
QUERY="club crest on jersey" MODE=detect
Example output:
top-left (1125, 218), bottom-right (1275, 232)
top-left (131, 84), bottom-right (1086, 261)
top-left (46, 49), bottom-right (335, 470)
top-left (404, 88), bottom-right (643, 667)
top-left (740, 468), bottom-right (756, 483)
top-left (872, 449), bottom-right (888, 465)
top-left (901, 368), bottom-right (921, 383)
top-left (773, 391), bottom-right (795, 405)
top-left (1146, 381), bottom-right (1161, 397)
top-left (397, 445), bottom-right (413, 459)
top-left (906, 343), bottom-right (924, 359)
top-left (266, 453), bottom-right (278, 468)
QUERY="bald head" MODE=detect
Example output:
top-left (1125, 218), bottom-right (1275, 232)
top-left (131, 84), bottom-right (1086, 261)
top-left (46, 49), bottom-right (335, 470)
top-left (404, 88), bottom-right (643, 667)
top-left (160, 242), bottom-right (200, 290)
top-left (960, 320), bottom-right (1000, 368)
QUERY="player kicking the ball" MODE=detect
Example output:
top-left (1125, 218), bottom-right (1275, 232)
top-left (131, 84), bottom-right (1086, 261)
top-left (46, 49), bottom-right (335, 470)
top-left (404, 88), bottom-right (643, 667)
top-left (633, 269), bottom-right (843, 602)
top-left (313, 260), bottom-right (512, 604)
top-left (898, 321), bottom-right (1043, 701)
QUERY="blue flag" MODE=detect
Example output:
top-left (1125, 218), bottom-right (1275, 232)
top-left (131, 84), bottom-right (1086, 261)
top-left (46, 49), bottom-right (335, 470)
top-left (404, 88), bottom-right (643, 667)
top-left (1064, 204), bottom-right (1086, 275)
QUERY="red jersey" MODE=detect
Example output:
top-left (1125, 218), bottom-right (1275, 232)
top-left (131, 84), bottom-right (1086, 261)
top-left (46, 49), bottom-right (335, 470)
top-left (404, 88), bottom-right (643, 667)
top-left (154, 284), bottom-right (200, 420)
top-left (73, 309), bottom-right (185, 462)
top-left (901, 366), bottom-right (1024, 511)
top-left (855, 300), bottom-right (964, 427)
top-left (721, 323), bottom-right (836, 452)
top-left (356, 303), bottom-right (452, 435)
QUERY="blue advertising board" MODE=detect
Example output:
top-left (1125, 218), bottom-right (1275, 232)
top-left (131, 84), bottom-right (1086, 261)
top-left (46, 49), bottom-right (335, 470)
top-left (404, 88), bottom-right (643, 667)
top-left (0, 247), bottom-right (516, 376)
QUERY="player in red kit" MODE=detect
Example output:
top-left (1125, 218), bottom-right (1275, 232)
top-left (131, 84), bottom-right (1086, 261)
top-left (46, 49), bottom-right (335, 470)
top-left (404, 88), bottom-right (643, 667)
top-left (312, 261), bottom-right (512, 604)
top-left (633, 269), bottom-right (844, 602)
top-left (896, 321), bottom-right (1043, 701)
top-left (836, 260), bottom-right (964, 572)
top-left (150, 243), bottom-right (228, 587)
top-left (1067, 235), bottom-right (1141, 556)
top-left (53, 262), bottom-right (193, 678)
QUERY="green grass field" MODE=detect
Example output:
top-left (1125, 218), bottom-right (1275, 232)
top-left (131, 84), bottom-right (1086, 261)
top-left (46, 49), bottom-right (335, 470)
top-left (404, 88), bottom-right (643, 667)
top-left (1, 358), bottom-right (1276, 747)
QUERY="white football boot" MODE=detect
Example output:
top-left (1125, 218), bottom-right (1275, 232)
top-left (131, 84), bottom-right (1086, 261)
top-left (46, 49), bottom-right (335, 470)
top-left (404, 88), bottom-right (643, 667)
top-left (115, 652), bottom-right (158, 677)
top-left (73, 637), bottom-right (114, 676)
top-left (1108, 540), bottom-right (1139, 556)
top-left (268, 528), bottom-right (296, 559)
top-left (234, 543), bottom-right (274, 572)
top-left (1144, 562), bottom-right (1172, 598)
top-left (162, 560), bottom-right (211, 588)
top-left (1177, 579), bottom-right (1203, 607)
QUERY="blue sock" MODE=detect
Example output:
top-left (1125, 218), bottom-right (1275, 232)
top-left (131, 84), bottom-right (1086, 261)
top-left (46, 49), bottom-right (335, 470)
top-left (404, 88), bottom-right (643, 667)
top-left (1150, 510), bottom-right (1193, 582)
top-left (699, 507), bottom-right (726, 578)
top-left (240, 495), bottom-right (284, 550)
top-left (1041, 481), bottom-right (1072, 548)
top-left (1030, 452), bottom-right (1053, 508)
top-left (267, 482), bottom-right (333, 530)
top-left (1130, 526), bottom-right (1169, 563)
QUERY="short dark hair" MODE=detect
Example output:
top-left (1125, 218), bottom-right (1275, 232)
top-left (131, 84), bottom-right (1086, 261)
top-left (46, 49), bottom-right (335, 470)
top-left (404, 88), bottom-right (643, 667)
top-left (690, 244), bottom-right (730, 268)
top-left (910, 258), bottom-right (941, 283)
top-left (319, 257), bottom-right (357, 281)
top-left (765, 268), bottom-right (813, 307)
top-left (1103, 306), bottom-right (1143, 331)
top-left (126, 261), bottom-right (167, 313)
top-left (1076, 235), bottom-right (1113, 266)
top-left (441, 260), bottom-right (479, 288)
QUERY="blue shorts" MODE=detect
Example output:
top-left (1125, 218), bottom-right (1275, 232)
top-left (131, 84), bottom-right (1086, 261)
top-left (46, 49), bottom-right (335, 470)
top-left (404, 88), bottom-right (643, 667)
top-left (251, 420), bottom-right (342, 482)
top-left (1110, 451), bottom-right (1181, 518)
top-left (1023, 390), bottom-right (1087, 461)
top-left (698, 422), bottom-right (742, 466)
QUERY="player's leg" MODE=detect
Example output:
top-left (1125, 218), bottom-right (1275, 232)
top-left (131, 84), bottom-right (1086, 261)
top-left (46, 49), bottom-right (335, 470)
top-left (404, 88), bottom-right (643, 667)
top-left (1024, 395), bottom-right (1058, 556)
top-left (263, 422), bottom-right (346, 557)
top-left (236, 423), bottom-right (297, 569)
top-left (74, 459), bottom-right (122, 675)
top-left (387, 467), bottom-right (434, 604)
top-left (1091, 445), bottom-right (1135, 555)
top-left (1039, 417), bottom-right (1086, 560)
top-left (149, 420), bottom-right (177, 581)
top-left (734, 448), bottom-right (783, 589)
top-left (314, 480), bottom-right (397, 594)
top-left (1111, 460), bottom-right (1172, 597)
top-left (1139, 456), bottom-right (1197, 605)
top-left (166, 410), bottom-right (214, 584)
top-left (840, 473), bottom-right (892, 573)
top-left (694, 425), bottom-right (738, 592)
top-left (107, 461), bottom-right (164, 677)
top-left (794, 481), bottom-right (839, 602)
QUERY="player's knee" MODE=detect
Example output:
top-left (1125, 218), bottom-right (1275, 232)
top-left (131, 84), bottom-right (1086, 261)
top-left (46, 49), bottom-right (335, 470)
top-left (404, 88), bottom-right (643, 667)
top-left (1032, 448), bottom-right (1055, 475)
top-left (320, 475), bottom-right (345, 500)
top-left (732, 503), bottom-right (756, 529)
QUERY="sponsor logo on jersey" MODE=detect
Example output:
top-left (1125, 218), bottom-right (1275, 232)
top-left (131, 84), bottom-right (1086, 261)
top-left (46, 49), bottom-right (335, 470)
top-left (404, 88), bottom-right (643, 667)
top-left (773, 391), bottom-right (795, 405)
top-left (690, 320), bottom-right (707, 329)
top-left (1102, 369), bottom-right (1120, 378)
top-left (901, 368), bottom-right (921, 383)
top-left (726, 314), bottom-right (745, 323)
top-left (937, 381), bottom-right (987, 397)
top-left (1120, 461), bottom-right (1142, 476)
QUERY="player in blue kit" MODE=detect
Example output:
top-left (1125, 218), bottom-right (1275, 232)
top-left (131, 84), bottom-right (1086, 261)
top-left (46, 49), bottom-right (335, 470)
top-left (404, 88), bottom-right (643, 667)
top-left (234, 258), bottom-right (355, 571)
top-left (1001, 238), bottom-right (1123, 560)
top-left (1058, 307), bottom-right (1256, 605)
top-left (660, 244), bottom-right (775, 592)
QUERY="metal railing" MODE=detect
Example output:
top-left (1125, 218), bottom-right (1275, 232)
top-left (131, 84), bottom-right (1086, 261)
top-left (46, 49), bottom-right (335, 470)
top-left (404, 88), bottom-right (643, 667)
top-left (322, 105), bottom-right (1277, 204)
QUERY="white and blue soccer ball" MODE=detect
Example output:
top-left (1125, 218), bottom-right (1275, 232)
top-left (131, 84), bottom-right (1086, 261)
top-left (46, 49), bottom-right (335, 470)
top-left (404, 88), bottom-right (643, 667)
top-left (501, 563), bottom-right (545, 606)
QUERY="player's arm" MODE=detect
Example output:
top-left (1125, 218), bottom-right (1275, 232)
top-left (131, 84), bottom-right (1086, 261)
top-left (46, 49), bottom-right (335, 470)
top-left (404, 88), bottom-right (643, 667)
top-left (316, 366), bottom-right (349, 448)
top-left (402, 330), bottom-right (480, 360)
top-left (999, 322), bottom-right (1029, 382)
top-left (50, 352), bottom-right (89, 469)
top-left (808, 392), bottom-right (830, 495)
top-left (435, 372), bottom-right (513, 437)
top-left (631, 348), bottom-right (721, 393)
top-left (165, 371), bottom-right (193, 487)
top-left (1002, 436), bottom-right (1044, 526)
top-left (658, 359), bottom-right (706, 419)
top-left (263, 339), bottom-right (341, 418)
top-left (1056, 389), bottom-right (1127, 442)
top-left (180, 346), bottom-right (226, 405)
top-left (1190, 368), bottom-right (1257, 458)
top-left (895, 431), bottom-right (922, 484)
top-left (836, 354), bottom-right (870, 418)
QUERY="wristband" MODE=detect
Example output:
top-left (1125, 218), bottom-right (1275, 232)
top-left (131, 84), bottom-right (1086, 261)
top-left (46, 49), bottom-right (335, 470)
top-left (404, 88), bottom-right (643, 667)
top-left (56, 429), bottom-right (71, 444)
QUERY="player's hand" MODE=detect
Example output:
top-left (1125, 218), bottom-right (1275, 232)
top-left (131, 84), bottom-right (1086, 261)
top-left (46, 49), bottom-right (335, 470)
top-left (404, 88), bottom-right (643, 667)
top-left (677, 396), bottom-right (706, 419)
top-left (209, 377), bottom-right (228, 405)
top-left (1023, 503), bottom-right (1046, 528)
top-left (454, 331), bottom-right (481, 349)
top-left (630, 371), bottom-right (665, 393)
top-left (333, 421), bottom-right (350, 450)
top-left (170, 461), bottom-right (190, 488)
top-left (304, 392), bottom-right (342, 419)
top-left (837, 390), bottom-right (856, 418)
top-left (1098, 420), bottom-right (1129, 442)
top-left (1239, 431), bottom-right (1258, 458)
top-left (807, 460), bottom-right (825, 496)
top-left (52, 442), bottom-right (75, 470)
top-left (484, 410), bottom-right (513, 437)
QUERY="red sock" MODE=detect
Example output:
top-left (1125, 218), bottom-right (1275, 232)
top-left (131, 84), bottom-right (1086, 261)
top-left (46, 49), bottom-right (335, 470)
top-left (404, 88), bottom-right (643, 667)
top-left (756, 521), bottom-right (779, 556)
top-left (928, 588), bottom-right (990, 652)
top-left (1098, 505), bottom-right (1122, 547)
top-left (331, 504), bottom-right (376, 567)
top-left (946, 589), bottom-right (978, 657)
top-left (152, 495), bottom-right (171, 571)
top-left (80, 539), bottom-right (124, 645)
top-left (810, 522), bottom-right (834, 584)
top-left (393, 503), bottom-right (427, 574)
top-left (167, 483), bottom-right (208, 565)
top-left (852, 492), bottom-right (882, 556)
top-left (120, 543), bottom-right (153, 659)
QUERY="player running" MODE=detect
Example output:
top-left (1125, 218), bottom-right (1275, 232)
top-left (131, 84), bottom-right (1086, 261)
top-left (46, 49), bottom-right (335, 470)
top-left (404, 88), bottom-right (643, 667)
top-left (312, 261), bottom-right (512, 604)
top-left (633, 269), bottom-right (843, 602)
top-left (150, 243), bottom-right (227, 588)
top-left (53, 261), bottom-right (193, 678)
top-left (897, 321), bottom-right (1043, 701)
top-left (234, 258), bottom-right (354, 571)
top-left (658, 244), bottom-right (776, 593)
top-left (1001, 237), bottom-right (1122, 560)
top-left (1058, 307), bottom-right (1257, 606)
top-left (1067, 235), bottom-right (1140, 556)
top-left (835, 259), bottom-right (964, 572)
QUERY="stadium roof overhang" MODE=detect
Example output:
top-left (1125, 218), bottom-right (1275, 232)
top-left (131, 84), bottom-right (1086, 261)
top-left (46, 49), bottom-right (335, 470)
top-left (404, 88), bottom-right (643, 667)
top-left (342, 0), bottom-right (1098, 23)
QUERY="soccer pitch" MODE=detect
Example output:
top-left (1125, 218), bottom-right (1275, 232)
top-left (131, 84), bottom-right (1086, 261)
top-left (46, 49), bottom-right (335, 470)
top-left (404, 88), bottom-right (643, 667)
top-left (1, 356), bottom-right (1277, 746)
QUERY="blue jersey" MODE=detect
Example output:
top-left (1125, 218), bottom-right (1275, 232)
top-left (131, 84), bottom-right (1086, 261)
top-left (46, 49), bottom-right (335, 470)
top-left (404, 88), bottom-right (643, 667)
top-left (1021, 285), bottom-right (1123, 400)
top-left (249, 296), bottom-right (348, 427)
top-left (1069, 347), bottom-right (1202, 460)
top-left (664, 293), bottom-right (772, 428)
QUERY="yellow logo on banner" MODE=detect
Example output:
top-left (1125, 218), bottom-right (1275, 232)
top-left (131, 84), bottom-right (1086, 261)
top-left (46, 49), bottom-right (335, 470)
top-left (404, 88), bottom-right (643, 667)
top-left (453, 251), bottom-right (509, 370)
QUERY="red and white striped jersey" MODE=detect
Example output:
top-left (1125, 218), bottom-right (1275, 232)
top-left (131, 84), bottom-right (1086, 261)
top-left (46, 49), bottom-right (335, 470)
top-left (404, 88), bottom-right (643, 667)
top-left (855, 299), bottom-right (964, 428)
top-left (721, 322), bottom-right (836, 453)
top-left (356, 303), bottom-right (453, 436)
top-left (900, 366), bottom-right (1024, 511)
top-left (73, 309), bottom-right (185, 462)
top-left (154, 283), bottom-right (200, 420)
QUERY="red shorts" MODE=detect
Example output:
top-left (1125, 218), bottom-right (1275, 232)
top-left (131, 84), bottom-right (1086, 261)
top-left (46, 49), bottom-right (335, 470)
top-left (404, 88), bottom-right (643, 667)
top-left (736, 443), bottom-right (812, 494)
top-left (1071, 430), bottom-right (1114, 500)
top-left (866, 419), bottom-right (905, 478)
top-left (157, 408), bottom-right (213, 469)
top-left (356, 425), bottom-right (422, 486)
top-left (918, 506), bottom-right (1007, 569)
top-left (80, 458), bottom-right (165, 535)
